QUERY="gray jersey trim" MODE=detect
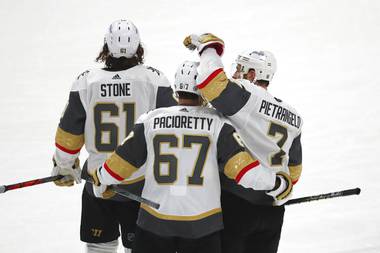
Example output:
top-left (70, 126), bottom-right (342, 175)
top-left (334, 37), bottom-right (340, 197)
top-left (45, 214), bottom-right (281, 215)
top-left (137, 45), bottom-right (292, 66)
top-left (288, 134), bottom-right (302, 166)
top-left (210, 81), bottom-right (251, 116)
top-left (156, 86), bottom-right (177, 108)
top-left (59, 91), bottom-right (86, 135)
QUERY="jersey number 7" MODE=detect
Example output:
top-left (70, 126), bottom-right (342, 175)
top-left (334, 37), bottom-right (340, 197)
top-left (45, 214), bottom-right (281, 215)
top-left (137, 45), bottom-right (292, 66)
top-left (268, 122), bottom-right (288, 166)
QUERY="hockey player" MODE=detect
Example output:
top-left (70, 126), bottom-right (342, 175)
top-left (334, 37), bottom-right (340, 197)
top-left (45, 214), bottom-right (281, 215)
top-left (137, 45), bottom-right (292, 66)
top-left (183, 34), bottom-right (303, 253)
top-left (90, 61), bottom-right (287, 253)
top-left (51, 19), bottom-right (176, 253)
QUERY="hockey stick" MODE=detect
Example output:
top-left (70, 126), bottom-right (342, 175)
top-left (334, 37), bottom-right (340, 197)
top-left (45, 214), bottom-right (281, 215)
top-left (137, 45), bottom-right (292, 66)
top-left (0, 175), bottom-right (64, 194)
top-left (0, 175), bottom-right (160, 209)
top-left (84, 178), bottom-right (160, 209)
top-left (285, 187), bottom-right (361, 206)
top-left (112, 186), bottom-right (160, 209)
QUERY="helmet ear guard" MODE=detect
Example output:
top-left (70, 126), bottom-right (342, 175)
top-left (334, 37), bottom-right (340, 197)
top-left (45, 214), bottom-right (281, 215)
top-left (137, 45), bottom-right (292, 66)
top-left (173, 61), bottom-right (200, 96)
top-left (105, 19), bottom-right (141, 58)
top-left (235, 50), bottom-right (277, 82)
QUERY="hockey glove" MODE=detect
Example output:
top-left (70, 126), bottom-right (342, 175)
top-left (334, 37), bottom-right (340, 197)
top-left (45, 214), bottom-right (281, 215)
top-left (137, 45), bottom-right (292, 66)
top-left (90, 169), bottom-right (116, 199)
top-left (183, 33), bottom-right (225, 56)
top-left (52, 157), bottom-right (81, 186)
top-left (266, 172), bottom-right (293, 206)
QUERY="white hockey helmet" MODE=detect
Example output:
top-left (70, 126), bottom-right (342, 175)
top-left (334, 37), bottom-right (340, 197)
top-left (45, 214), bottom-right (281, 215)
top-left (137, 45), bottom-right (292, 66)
top-left (235, 50), bottom-right (277, 82)
top-left (105, 19), bottom-right (141, 58)
top-left (174, 61), bottom-right (200, 96)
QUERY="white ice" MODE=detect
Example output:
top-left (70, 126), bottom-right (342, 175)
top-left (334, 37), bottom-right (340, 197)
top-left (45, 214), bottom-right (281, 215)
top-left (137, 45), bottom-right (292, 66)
top-left (0, 0), bottom-right (379, 252)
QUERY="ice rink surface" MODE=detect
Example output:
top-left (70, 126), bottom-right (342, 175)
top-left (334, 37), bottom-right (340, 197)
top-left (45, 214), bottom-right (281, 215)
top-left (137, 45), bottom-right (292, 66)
top-left (0, 0), bottom-right (379, 252)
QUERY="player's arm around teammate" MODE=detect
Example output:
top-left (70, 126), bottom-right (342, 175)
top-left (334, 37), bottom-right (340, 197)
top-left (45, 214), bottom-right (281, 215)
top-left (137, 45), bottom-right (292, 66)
top-left (89, 61), bottom-right (284, 253)
top-left (183, 33), bottom-right (303, 253)
top-left (184, 33), bottom-right (298, 204)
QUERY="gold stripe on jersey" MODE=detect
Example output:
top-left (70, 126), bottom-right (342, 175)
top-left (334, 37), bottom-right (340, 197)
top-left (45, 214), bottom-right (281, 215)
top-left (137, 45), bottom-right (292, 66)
top-left (224, 151), bottom-right (257, 179)
top-left (276, 171), bottom-right (293, 200)
top-left (55, 127), bottom-right (84, 152)
top-left (199, 34), bottom-right (225, 45)
top-left (199, 71), bottom-right (229, 102)
top-left (141, 203), bottom-right (222, 221)
top-left (121, 175), bottom-right (145, 185)
top-left (105, 153), bottom-right (138, 180)
top-left (289, 164), bottom-right (302, 184)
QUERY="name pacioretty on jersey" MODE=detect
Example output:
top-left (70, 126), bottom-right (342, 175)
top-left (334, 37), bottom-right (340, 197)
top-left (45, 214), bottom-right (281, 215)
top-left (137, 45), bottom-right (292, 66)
top-left (153, 115), bottom-right (213, 131)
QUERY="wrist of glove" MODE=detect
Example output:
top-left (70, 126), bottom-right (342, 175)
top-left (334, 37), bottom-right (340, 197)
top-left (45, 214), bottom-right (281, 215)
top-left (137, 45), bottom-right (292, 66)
top-left (89, 169), bottom-right (116, 199)
top-left (266, 172), bottom-right (293, 206)
top-left (183, 33), bottom-right (224, 56)
top-left (52, 157), bottom-right (82, 187)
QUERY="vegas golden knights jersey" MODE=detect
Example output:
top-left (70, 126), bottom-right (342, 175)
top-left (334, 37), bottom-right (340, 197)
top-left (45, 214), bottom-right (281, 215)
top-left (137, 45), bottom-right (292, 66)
top-left (196, 49), bottom-right (303, 205)
top-left (96, 105), bottom-right (274, 238)
top-left (54, 65), bottom-right (176, 194)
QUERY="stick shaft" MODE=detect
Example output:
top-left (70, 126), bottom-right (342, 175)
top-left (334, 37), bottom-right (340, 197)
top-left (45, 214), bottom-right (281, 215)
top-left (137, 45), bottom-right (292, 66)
top-left (112, 186), bottom-right (160, 209)
top-left (285, 187), bottom-right (361, 205)
top-left (1, 175), bottom-right (63, 193)
top-left (0, 175), bottom-right (161, 209)
top-left (84, 179), bottom-right (161, 210)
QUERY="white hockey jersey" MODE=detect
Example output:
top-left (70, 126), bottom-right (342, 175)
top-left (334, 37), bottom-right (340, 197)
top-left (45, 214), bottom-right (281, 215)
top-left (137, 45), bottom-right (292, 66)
top-left (54, 65), bottom-right (176, 187)
top-left (229, 79), bottom-right (302, 177)
top-left (96, 105), bottom-right (273, 238)
top-left (196, 48), bottom-right (303, 204)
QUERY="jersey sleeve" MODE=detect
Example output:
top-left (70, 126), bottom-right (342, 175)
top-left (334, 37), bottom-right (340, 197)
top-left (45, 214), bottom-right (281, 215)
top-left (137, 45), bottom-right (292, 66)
top-left (196, 48), bottom-right (250, 116)
top-left (146, 66), bottom-right (177, 108)
top-left (97, 121), bottom-right (148, 185)
top-left (54, 72), bottom-right (87, 168)
top-left (288, 133), bottom-right (302, 184)
top-left (217, 123), bottom-right (276, 191)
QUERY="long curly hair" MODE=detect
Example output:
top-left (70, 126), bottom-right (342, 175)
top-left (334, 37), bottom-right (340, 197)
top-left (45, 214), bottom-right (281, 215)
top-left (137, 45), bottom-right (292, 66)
top-left (96, 43), bottom-right (144, 70)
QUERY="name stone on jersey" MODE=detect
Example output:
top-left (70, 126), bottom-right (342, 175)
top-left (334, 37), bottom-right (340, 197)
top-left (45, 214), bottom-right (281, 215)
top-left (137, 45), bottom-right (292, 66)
top-left (100, 83), bottom-right (131, 97)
